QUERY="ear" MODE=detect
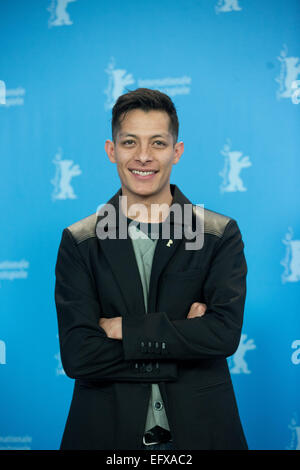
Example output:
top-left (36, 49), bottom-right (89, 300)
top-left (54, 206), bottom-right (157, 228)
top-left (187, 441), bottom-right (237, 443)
top-left (173, 141), bottom-right (184, 165)
top-left (105, 139), bottom-right (116, 163)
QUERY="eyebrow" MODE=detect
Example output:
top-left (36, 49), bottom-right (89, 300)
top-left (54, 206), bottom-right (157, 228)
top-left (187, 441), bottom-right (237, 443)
top-left (119, 133), bottom-right (170, 139)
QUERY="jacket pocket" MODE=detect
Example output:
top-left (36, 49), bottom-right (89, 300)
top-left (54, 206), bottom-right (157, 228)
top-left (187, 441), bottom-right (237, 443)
top-left (191, 378), bottom-right (232, 393)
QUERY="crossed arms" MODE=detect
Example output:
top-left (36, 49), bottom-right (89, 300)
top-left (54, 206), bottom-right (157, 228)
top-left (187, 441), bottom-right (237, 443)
top-left (55, 219), bottom-right (247, 381)
top-left (99, 302), bottom-right (207, 340)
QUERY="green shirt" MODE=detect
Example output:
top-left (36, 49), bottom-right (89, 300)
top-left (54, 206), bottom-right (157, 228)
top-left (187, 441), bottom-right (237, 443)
top-left (128, 221), bottom-right (170, 433)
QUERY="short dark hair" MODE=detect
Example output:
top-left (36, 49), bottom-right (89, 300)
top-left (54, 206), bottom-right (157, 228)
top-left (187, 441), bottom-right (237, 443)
top-left (111, 88), bottom-right (179, 143)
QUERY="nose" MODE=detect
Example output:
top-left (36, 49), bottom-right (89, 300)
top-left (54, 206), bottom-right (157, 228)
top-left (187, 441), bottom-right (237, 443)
top-left (135, 144), bottom-right (153, 164)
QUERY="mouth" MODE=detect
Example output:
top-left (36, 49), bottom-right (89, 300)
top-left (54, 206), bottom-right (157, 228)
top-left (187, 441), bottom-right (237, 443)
top-left (129, 169), bottom-right (158, 180)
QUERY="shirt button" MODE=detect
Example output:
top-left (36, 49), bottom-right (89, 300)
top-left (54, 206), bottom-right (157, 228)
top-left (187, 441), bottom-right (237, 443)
top-left (154, 401), bottom-right (163, 411)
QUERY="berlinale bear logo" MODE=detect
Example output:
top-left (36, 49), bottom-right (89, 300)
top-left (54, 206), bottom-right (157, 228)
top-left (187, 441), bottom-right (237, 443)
top-left (48, 0), bottom-right (76, 28)
top-left (281, 227), bottom-right (300, 283)
top-left (0, 340), bottom-right (6, 365)
top-left (276, 45), bottom-right (300, 104)
top-left (219, 139), bottom-right (252, 194)
top-left (51, 148), bottom-right (82, 201)
top-left (215, 0), bottom-right (242, 14)
top-left (228, 334), bottom-right (256, 374)
top-left (0, 80), bottom-right (6, 105)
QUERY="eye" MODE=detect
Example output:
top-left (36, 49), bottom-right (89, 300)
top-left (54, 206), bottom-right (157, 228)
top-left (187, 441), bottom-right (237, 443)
top-left (153, 140), bottom-right (167, 147)
top-left (122, 139), bottom-right (135, 146)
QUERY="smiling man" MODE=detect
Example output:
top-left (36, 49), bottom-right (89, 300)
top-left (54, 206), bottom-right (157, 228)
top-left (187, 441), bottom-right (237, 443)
top-left (54, 88), bottom-right (248, 450)
top-left (105, 107), bottom-right (183, 206)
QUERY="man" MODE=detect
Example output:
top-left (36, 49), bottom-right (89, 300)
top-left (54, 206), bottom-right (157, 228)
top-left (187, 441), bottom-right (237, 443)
top-left (54, 88), bottom-right (248, 450)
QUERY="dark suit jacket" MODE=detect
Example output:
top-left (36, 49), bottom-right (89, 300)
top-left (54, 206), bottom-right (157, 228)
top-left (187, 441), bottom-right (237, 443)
top-left (54, 184), bottom-right (248, 450)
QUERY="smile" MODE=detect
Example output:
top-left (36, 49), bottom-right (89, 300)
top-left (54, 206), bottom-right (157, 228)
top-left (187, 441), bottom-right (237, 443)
top-left (131, 170), bottom-right (156, 175)
top-left (129, 169), bottom-right (158, 179)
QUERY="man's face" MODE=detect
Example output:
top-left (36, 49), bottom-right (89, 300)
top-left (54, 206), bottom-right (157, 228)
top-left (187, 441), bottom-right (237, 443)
top-left (105, 109), bottom-right (184, 203)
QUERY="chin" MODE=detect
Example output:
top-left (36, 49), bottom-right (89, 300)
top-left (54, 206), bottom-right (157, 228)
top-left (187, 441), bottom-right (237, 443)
top-left (132, 188), bottom-right (156, 198)
top-left (124, 182), bottom-right (158, 197)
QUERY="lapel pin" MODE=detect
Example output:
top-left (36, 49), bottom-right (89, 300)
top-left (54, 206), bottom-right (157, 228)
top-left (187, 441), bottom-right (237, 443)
top-left (166, 239), bottom-right (173, 247)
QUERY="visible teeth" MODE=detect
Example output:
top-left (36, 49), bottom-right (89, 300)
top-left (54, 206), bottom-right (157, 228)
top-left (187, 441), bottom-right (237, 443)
top-left (131, 170), bottom-right (155, 176)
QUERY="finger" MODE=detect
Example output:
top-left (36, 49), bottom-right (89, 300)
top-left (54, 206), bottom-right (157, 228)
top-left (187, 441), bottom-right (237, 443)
top-left (187, 303), bottom-right (207, 318)
top-left (188, 302), bottom-right (207, 313)
top-left (187, 311), bottom-right (205, 318)
top-left (99, 317), bottom-right (109, 329)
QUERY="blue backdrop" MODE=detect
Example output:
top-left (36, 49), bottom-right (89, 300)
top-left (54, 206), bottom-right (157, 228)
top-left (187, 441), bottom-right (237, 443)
top-left (0, 0), bottom-right (299, 451)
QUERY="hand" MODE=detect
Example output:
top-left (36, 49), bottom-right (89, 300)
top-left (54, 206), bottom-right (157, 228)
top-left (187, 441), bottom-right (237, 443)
top-left (187, 302), bottom-right (207, 319)
top-left (99, 316), bottom-right (122, 340)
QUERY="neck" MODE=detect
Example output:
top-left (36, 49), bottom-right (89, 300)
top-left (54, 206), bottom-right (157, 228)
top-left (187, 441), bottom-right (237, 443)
top-left (120, 186), bottom-right (173, 223)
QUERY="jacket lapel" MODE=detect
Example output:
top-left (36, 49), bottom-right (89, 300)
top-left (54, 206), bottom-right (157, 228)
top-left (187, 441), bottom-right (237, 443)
top-left (96, 189), bottom-right (146, 317)
top-left (96, 185), bottom-right (193, 317)
top-left (147, 185), bottom-right (192, 312)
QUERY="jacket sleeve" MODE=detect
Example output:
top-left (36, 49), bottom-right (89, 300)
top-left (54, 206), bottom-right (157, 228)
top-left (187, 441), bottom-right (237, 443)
top-left (55, 228), bottom-right (177, 382)
top-left (122, 219), bottom-right (247, 361)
